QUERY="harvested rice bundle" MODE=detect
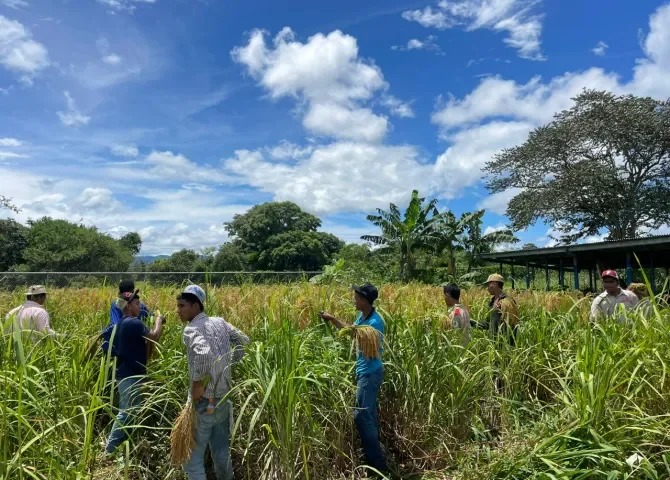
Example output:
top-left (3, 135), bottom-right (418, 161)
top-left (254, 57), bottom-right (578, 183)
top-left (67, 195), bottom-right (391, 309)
top-left (170, 400), bottom-right (196, 465)
top-left (339, 325), bottom-right (381, 359)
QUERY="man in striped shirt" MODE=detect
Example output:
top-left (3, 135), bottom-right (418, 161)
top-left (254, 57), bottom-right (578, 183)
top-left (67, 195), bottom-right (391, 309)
top-left (177, 284), bottom-right (250, 480)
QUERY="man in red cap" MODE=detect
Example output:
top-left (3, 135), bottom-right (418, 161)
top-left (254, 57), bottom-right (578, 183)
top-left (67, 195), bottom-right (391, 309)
top-left (590, 270), bottom-right (639, 323)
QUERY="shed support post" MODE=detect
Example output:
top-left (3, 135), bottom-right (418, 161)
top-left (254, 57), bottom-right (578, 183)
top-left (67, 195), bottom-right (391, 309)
top-left (573, 256), bottom-right (580, 291)
top-left (559, 258), bottom-right (565, 289)
top-left (526, 261), bottom-right (530, 289)
top-left (626, 252), bottom-right (633, 285)
top-left (545, 259), bottom-right (550, 291)
top-left (511, 260), bottom-right (515, 289)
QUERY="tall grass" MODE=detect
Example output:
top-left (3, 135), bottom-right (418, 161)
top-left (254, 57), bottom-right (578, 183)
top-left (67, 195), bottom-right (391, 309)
top-left (0, 284), bottom-right (668, 479)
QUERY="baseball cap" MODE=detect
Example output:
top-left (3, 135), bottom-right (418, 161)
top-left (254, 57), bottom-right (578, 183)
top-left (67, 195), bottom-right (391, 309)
top-left (352, 283), bottom-right (379, 304)
top-left (484, 274), bottom-right (505, 284)
top-left (601, 270), bottom-right (619, 280)
top-left (119, 279), bottom-right (135, 294)
top-left (25, 285), bottom-right (47, 296)
top-left (116, 289), bottom-right (140, 310)
top-left (181, 284), bottom-right (206, 306)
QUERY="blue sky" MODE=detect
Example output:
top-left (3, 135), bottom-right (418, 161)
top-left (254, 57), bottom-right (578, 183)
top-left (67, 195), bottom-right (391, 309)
top-left (1, 0), bottom-right (669, 255)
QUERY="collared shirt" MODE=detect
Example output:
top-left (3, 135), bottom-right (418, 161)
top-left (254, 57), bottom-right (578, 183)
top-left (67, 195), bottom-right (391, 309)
top-left (183, 313), bottom-right (250, 399)
top-left (447, 303), bottom-right (471, 346)
top-left (489, 293), bottom-right (519, 335)
top-left (590, 288), bottom-right (639, 323)
top-left (5, 301), bottom-right (56, 336)
top-left (353, 308), bottom-right (384, 376)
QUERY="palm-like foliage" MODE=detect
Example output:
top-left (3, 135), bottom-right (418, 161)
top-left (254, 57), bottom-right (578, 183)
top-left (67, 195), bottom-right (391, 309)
top-left (460, 210), bottom-right (519, 272)
top-left (362, 190), bottom-right (444, 281)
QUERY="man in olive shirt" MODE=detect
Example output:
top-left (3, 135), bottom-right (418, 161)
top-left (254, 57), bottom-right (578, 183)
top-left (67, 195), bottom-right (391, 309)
top-left (484, 274), bottom-right (520, 346)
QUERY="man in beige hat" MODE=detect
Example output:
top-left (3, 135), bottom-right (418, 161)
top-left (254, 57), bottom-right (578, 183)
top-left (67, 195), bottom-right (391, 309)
top-left (484, 274), bottom-right (519, 346)
top-left (5, 285), bottom-right (57, 336)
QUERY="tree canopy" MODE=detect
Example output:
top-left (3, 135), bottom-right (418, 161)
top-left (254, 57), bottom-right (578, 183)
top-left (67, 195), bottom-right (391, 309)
top-left (21, 217), bottom-right (139, 271)
top-left (225, 201), bottom-right (343, 271)
top-left (0, 219), bottom-right (29, 271)
top-left (485, 90), bottom-right (670, 243)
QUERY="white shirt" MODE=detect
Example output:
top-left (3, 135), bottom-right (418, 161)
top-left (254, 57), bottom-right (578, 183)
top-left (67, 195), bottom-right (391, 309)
top-left (448, 304), bottom-right (471, 346)
top-left (590, 288), bottom-right (639, 323)
top-left (5, 301), bottom-right (56, 336)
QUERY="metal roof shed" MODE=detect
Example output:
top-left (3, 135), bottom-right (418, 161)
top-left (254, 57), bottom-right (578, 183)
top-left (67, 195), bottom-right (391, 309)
top-left (480, 234), bottom-right (670, 291)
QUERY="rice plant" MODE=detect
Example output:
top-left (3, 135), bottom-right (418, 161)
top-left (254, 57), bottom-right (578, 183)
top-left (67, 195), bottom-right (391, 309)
top-left (0, 283), bottom-right (668, 479)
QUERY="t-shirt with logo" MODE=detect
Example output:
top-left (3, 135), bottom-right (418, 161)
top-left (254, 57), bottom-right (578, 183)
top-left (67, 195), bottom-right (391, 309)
top-left (353, 309), bottom-right (384, 377)
top-left (115, 316), bottom-right (150, 380)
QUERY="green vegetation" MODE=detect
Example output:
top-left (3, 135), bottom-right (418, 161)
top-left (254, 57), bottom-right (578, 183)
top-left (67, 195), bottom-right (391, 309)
top-left (1, 284), bottom-right (669, 479)
top-left (485, 90), bottom-right (670, 243)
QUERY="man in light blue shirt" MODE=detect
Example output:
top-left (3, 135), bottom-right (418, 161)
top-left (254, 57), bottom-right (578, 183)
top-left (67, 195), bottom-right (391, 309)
top-left (320, 283), bottom-right (387, 475)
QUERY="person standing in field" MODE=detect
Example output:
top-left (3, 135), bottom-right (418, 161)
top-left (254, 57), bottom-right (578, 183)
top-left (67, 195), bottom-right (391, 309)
top-left (484, 274), bottom-right (520, 346)
top-left (177, 284), bottom-right (250, 480)
top-left (105, 289), bottom-right (165, 455)
top-left (590, 270), bottom-right (639, 323)
top-left (5, 285), bottom-right (57, 337)
top-left (442, 283), bottom-right (470, 347)
top-left (100, 279), bottom-right (152, 357)
top-left (320, 284), bottom-right (388, 476)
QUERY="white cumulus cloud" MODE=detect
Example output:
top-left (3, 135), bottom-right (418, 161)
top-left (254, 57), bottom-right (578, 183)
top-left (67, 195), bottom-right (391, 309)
top-left (592, 41), bottom-right (608, 56)
top-left (0, 137), bottom-right (22, 147)
top-left (0, 15), bottom-right (49, 78)
top-left (231, 28), bottom-right (397, 143)
top-left (402, 0), bottom-right (545, 60)
top-left (391, 35), bottom-right (444, 55)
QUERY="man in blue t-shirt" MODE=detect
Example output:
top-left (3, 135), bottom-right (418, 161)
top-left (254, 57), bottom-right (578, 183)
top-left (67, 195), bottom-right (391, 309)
top-left (320, 283), bottom-right (387, 475)
top-left (105, 289), bottom-right (165, 455)
top-left (101, 279), bottom-right (152, 357)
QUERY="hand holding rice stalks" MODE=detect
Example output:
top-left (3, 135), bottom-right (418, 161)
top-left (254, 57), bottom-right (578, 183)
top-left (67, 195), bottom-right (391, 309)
top-left (338, 325), bottom-right (381, 359)
top-left (170, 401), bottom-right (196, 465)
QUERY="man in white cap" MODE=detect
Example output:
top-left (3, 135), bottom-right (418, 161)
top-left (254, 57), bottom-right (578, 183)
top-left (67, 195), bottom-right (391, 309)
top-left (5, 285), bottom-right (56, 337)
top-left (590, 270), bottom-right (639, 323)
top-left (176, 284), bottom-right (249, 480)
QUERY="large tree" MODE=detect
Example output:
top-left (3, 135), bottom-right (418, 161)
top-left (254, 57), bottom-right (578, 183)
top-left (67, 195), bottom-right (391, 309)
top-left (362, 190), bottom-right (444, 281)
top-left (225, 201), bottom-right (343, 271)
top-left (22, 217), bottom-right (137, 271)
top-left (0, 219), bottom-right (29, 271)
top-left (485, 90), bottom-right (670, 243)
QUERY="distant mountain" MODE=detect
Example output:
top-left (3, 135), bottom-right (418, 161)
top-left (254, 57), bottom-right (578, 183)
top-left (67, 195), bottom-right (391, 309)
top-left (134, 255), bottom-right (170, 264)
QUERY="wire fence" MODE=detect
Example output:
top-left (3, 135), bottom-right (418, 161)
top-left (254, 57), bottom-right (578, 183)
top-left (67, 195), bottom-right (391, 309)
top-left (0, 271), bottom-right (322, 290)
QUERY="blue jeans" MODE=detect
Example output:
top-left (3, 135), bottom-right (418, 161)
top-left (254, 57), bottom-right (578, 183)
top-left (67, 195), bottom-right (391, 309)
top-left (105, 377), bottom-right (142, 454)
top-left (355, 369), bottom-right (387, 473)
top-left (183, 398), bottom-right (234, 480)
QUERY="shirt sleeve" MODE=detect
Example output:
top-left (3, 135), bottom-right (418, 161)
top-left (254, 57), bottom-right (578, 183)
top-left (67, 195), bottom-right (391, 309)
top-left (590, 296), bottom-right (603, 321)
top-left (36, 310), bottom-right (57, 336)
top-left (183, 325), bottom-right (213, 382)
top-left (500, 299), bottom-right (519, 326)
top-left (109, 303), bottom-right (122, 326)
top-left (227, 323), bottom-right (250, 364)
top-left (130, 318), bottom-right (150, 337)
top-left (628, 292), bottom-right (639, 307)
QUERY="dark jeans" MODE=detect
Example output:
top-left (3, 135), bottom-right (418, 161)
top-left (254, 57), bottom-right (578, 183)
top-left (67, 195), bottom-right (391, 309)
top-left (355, 369), bottom-right (387, 473)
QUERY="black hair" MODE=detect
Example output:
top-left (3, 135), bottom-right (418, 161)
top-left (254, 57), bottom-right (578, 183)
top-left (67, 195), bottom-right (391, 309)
top-left (443, 283), bottom-right (461, 301)
top-left (177, 292), bottom-right (203, 312)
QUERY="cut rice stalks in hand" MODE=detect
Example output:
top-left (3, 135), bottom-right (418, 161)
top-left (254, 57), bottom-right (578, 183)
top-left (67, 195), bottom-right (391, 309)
top-left (170, 401), bottom-right (196, 465)
top-left (339, 325), bottom-right (381, 359)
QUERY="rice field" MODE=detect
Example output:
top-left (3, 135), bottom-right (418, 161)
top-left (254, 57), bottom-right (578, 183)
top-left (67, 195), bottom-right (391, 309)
top-left (1, 283), bottom-right (669, 480)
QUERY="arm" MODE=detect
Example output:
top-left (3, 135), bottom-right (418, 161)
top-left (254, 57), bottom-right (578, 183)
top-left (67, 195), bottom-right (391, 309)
top-left (145, 315), bottom-right (165, 342)
top-left (227, 323), bottom-right (250, 364)
top-left (183, 326), bottom-right (214, 400)
top-left (39, 310), bottom-right (57, 337)
top-left (500, 299), bottom-right (519, 327)
top-left (589, 297), bottom-right (603, 322)
top-left (319, 312), bottom-right (351, 330)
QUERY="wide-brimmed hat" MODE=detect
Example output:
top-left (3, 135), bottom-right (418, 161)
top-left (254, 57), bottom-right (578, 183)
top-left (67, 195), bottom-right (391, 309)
top-left (483, 274), bottom-right (504, 285)
top-left (25, 285), bottom-right (47, 296)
